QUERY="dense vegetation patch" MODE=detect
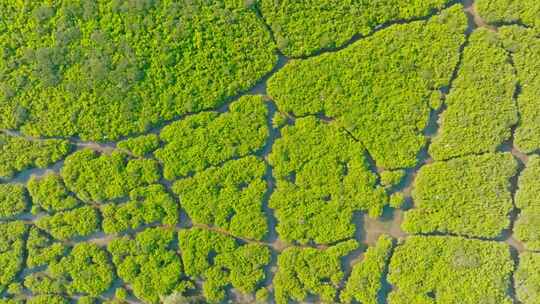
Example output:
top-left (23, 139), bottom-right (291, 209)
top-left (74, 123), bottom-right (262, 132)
top-left (173, 156), bottom-right (268, 240)
top-left (36, 206), bottom-right (100, 240)
top-left (27, 173), bottom-right (79, 213)
top-left (0, 0), bottom-right (276, 141)
top-left (498, 26), bottom-right (540, 153)
top-left (515, 252), bottom-right (540, 304)
top-left (476, 0), bottom-right (540, 29)
top-left (0, 134), bottom-right (71, 179)
top-left (48, 243), bottom-right (115, 296)
top-left (379, 170), bottom-right (406, 189)
top-left (179, 228), bottom-right (271, 303)
top-left (341, 235), bottom-right (394, 304)
top-left (2, 2), bottom-right (540, 303)
top-left (429, 29), bottom-right (518, 160)
top-left (267, 5), bottom-right (466, 169)
top-left (514, 155), bottom-right (540, 250)
top-left (107, 227), bottom-right (184, 303)
top-left (0, 221), bottom-right (27, 294)
top-left (259, 0), bottom-right (450, 57)
top-left (268, 117), bottom-right (387, 245)
top-left (62, 149), bottom-right (160, 203)
top-left (403, 153), bottom-right (517, 238)
top-left (388, 236), bottom-right (514, 303)
top-left (273, 240), bottom-right (357, 304)
top-left (117, 134), bottom-right (160, 158)
top-left (155, 95), bottom-right (269, 180)
top-left (0, 184), bottom-right (28, 219)
top-left (101, 184), bottom-right (178, 234)
top-left (26, 227), bottom-right (65, 269)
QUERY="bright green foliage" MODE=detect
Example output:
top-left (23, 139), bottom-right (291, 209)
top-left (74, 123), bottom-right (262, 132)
top-left (429, 90), bottom-right (444, 110)
top-left (341, 235), bottom-right (394, 304)
top-left (0, 184), bottom-right (28, 218)
top-left (49, 243), bottom-right (114, 296)
top-left (514, 155), bottom-right (540, 250)
top-left (6, 282), bottom-right (22, 296)
top-left (108, 227), bottom-right (183, 303)
top-left (515, 252), bottom-right (540, 304)
top-left (26, 227), bottom-right (66, 268)
top-left (260, 0), bottom-right (450, 57)
top-left (403, 153), bottom-right (517, 238)
top-left (380, 170), bottom-right (406, 188)
top-left (268, 117), bottom-right (387, 244)
top-left (498, 26), bottom-right (540, 152)
top-left (102, 184), bottom-right (178, 234)
top-left (267, 6), bottom-right (467, 169)
top-left (0, 0), bottom-right (276, 141)
top-left (389, 193), bottom-right (406, 209)
top-left (160, 293), bottom-right (205, 304)
top-left (0, 134), bottom-right (71, 179)
top-left (117, 134), bottom-right (160, 157)
top-left (24, 272), bottom-right (65, 295)
top-left (273, 240), bottom-right (357, 304)
top-left (155, 96), bottom-right (269, 180)
top-left (387, 236), bottom-right (514, 303)
top-left (77, 297), bottom-right (98, 304)
top-left (173, 156), bottom-right (267, 240)
top-left (0, 221), bottom-right (27, 294)
top-left (272, 112), bottom-right (290, 129)
top-left (255, 288), bottom-right (270, 303)
top-left (28, 173), bottom-right (79, 213)
top-left (62, 149), bottom-right (160, 202)
top-left (27, 295), bottom-right (69, 304)
top-left (179, 228), bottom-right (271, 303)
top-left (429, 29), bottom-right (518, 160)
top-left (36, 206), bottom-right (100, 240)
top-left (476, 0), bottom-right (540, 29)
top-left (115, 287), bottom-right (128, 300)
top-left (0, 299), bottom-right (23, 304)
